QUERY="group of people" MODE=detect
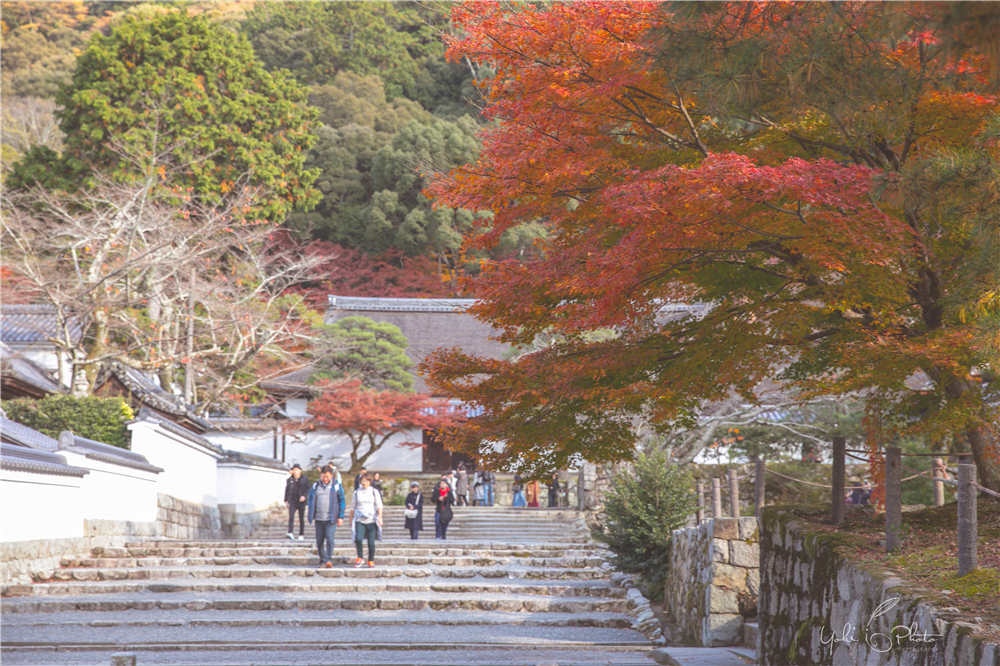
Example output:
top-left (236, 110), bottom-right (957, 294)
top-left (284, 463), bottom-right (383, 568)
top-left (512, 472), bottom-right (562, 508)
top-left (284, 463), bottom-right (567, 564)
top-left (403, 465), bottom-right (486, 541)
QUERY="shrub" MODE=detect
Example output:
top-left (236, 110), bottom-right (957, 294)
top-left (1, 395), bottom-right (134, 449)
top-left (602, 451), bottom-right (698, 599)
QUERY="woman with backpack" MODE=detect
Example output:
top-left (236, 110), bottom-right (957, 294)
top-left (349, 473), bottom-right (383, 568)
top-left (404, 482), bottom-right (424, 540)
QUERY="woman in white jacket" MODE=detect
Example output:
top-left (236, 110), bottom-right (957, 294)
top-left (350, 473), bottom-right (383, 567)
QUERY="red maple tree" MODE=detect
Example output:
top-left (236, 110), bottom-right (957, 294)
top-left (308, 379), bottom-right (466, 476)
top-left (420, 2), bottom-right (1000, 488)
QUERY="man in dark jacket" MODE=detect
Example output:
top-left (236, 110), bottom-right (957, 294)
top-left (285, 463), bottom-right (309, 541)
top-left (307, 466), bottom-right (346, 568)
top-left (285, 464), bottom-right (311, 540)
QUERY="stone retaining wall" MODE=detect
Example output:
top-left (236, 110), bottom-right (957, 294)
top-left (155, 493), bottom-right (221, 540)
top-left (1, 518), bottom-right (156, 587)
top-left (759, 505), bottom-right (999, 666)
top-left (664, 517), bottom-right (760, 646)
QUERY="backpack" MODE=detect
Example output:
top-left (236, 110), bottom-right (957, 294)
top-left (480, 470), bottom-right (494, 484)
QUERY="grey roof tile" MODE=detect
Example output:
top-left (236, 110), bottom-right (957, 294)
top-left (0, 304), bottom-right (86, 345)
top-left (0, 342), bottom-right (63, 395)
top-left (1, 442), bottom-right (89, 478)
top-left (326, 295), bottom-right (508, 394)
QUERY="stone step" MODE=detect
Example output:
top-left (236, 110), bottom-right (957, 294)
top-left (56, 554), bottom-right (608, 571)
top-left (88, 545), bottom-right (601, 559)
top-left (5, 577), bottom-right (625, 598)
top-left (121, 540), bottom-right (604, 551)
top-left (6, 566), bottom-right (611, 593)
top-left (1, 591), bottom-right (631, 614)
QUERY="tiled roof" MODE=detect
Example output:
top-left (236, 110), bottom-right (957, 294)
top-left (58, 431), bottom-right (163, 474)
top-left (326, 295), bottom-right (508, 394)
top-left (220, 449), bottom-right (288, 470)
top-left (259, 366), bottom-right (314, 395)
top-left (0, 304), bottom-right (86, 345)
top-left (0, 414), bottom-right (60, 451)
top-left (96, 361), bottom-right (186, 416)
top-left (328, 296), bottom-right (475, 313)
top-left (129, 408), bottom-right (225, 454)
top-left (203, 416), bottom-right (311, 432)
top-left (0, 342), bottom-right (63, 396)
top-left (1, 442), bottom-right (89, 478)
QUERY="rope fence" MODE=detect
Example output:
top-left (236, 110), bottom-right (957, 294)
top-left (692, 439), bottom-right (991, 573)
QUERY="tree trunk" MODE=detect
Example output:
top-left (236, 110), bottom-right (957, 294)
top-left (967, 425), bottom-right (1000, 494)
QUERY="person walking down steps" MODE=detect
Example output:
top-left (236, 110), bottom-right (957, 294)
top-left (404, 482), bottom-right (424, 540)
top-left (307, 466), bottom-right (345, 569)
top-left (284, 464), bottom-right (310, 540)
top-left (350, 473), bottom-right (383, 567)
top-left (434, 473), bottom-right (455, 539)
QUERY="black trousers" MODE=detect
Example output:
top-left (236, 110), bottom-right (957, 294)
top-left (288, 503), bottom-right (305, 534)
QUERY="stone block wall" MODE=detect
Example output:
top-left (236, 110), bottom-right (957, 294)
top-left (664, 516), bottom-right (761, 646)
top-left (2, 518), bottom-right (156, 587)
top-left (155, 493), bottom-right (221, 540)
top-left (759, 505), bottom-right (999, 666)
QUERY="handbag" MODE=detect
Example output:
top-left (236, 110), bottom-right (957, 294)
top-left (404, 493), bottom-right (420, 519)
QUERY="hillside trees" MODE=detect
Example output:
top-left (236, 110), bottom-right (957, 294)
top-left (7, 11), bottom-right (320, 222)
top-left (422, 2), bottom-right (1000, 488)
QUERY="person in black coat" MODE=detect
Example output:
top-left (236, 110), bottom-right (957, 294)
top-left (284, 464), bottom-right (311, 540)
top-left (547, 472), bottom-right (560, 508)
top-left (433, 474), bottom-right (455, 539)
top-left (404, 482), bottom-right (424, 540)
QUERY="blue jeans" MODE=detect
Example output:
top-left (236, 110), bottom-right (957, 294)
top-left (484, 483), bottom-right (494, 506)
top-left (314, 520), bottom-right (336, 565)
top-left (434, 512), bottom-right (449, 539)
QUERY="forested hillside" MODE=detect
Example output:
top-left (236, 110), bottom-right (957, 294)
top-left (1, 0), bottom-right (542, 297)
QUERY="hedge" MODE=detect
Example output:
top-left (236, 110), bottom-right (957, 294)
top-left (1, 395), bottom-right (134, 449)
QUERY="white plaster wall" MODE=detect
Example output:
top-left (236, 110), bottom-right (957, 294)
top-left (1, 469), bottom-right (85, 542)
top-left (206, 428), bottom-right (424, 472)
top-left (128, 421), bottom-right (221, 507)
top-left (217, 464), bottom-right (288, 511)
top-left (63, 451), bottom-right (160, 524)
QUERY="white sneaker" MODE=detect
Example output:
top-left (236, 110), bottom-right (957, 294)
top-left (286, 533), bottom-right (295, 540)
top-left (297, 535), bottom-right (304, 541)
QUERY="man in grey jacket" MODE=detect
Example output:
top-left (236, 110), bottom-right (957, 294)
top-left (307, 466), bottom-right (345, 568)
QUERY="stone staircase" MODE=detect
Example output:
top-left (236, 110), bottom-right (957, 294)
top-left (253, 504), bottom-right (594, 543)
top-left (1, 507), bottom-right (655, 665)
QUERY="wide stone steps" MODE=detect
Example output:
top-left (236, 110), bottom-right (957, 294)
top-left (0, 608), bottom-right (638, 629)
top-left (1, 590), bottom-right (630, 615)
top-left (5, 578), bottom-right (626, 598)
top-left (0, 508), bottom-right (654, 666)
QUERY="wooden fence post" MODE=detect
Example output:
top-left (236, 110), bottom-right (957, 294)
top-left (885, 447), bottom-right (902, 552)
top-left (932, 458), bottom-right (945, 508)
top-left (832, 436), bottom-right (846, 526)
top-left (958, 463), bottom-right (978, 576)
top-left (695, 482), bottom-right (705, 524)
top-left (711, 478), bottom-right (722, 519)
top-left (729, 469), bottom-right (740, 517)
top-left (755, 459), bottom-right (765, 518)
